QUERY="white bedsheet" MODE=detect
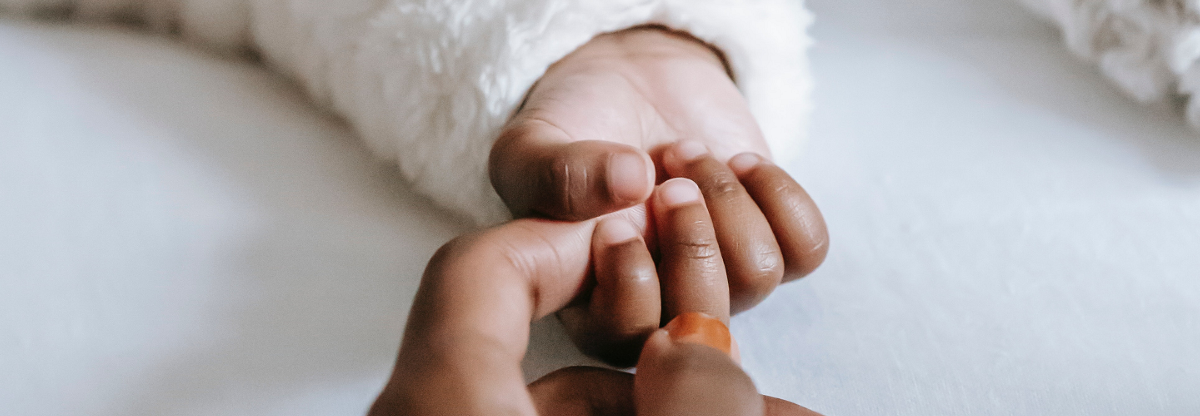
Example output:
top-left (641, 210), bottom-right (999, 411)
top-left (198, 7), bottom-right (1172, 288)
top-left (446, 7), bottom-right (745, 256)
top-left (2, 0), bottom-right (1198, 414)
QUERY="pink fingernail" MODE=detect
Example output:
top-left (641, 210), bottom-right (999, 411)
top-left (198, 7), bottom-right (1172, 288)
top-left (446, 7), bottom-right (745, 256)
top-left (658, 178), bottom-right (701, 207)
top-left (608, 152), bottom-right (650, 202)
top-left (672, 141), bottom-right (709, 162)
top-left (595, 218), bottom-right (640, 245)
top-left (727, 153), bottom-right (763, 175)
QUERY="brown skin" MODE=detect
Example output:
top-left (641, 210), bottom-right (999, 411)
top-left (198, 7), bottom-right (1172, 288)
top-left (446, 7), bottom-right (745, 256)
top-left (557, 142), bottom-right (828, 366)
top-left (663, 144), bottom-right (782, 314)
top-left (650, 178), bottom-right (731, 323)
top-left (369, 180), bottom-right (823, 416)
top-left (556, 220), bottom-right (661, 366)
top-left (489, 26), bottom-right (746, 221)
top-left (488, 27), bottom-right (830, 364)
top-left (726, 153), bottom-right (829, 280)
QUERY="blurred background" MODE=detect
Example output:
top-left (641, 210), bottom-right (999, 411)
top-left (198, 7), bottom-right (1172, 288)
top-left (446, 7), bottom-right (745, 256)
top-left (2, 0), bottom-right (1198, 414)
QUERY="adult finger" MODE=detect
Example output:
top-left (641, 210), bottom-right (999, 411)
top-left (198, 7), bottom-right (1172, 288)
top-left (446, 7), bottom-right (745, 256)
top-left (529, 314), bottom-right (823, 416)
top-left (635, 313), bottom-right (821, 416)
top-left (662, 141), bottom-right (785, 314)
top-left (528, 324), bottom-right (821, 416)
top-left (728, 153), bottom-right (829, 281)
top-left (652, 178), bottom-right (730, 323)
top-left (489, 119), bottom-right (655, 221)
top-left (527, 366), bottom-right (635, 416)
top-left (558, 217), bottom-right (662, 367)
top-left (369, 218), bottom-right (601, 415)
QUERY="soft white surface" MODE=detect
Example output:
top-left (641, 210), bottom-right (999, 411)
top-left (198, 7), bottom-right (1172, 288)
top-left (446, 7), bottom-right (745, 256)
top-left (3, 1), bottom-right (1200, 415)
top-left (0, 22), bottom-right (462, 415)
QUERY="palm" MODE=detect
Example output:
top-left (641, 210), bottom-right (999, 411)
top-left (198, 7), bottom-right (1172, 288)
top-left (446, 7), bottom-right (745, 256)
top-left (521, 31), bottom-right (770, 168)
top-left (490, 27), bottom-right (770, 221)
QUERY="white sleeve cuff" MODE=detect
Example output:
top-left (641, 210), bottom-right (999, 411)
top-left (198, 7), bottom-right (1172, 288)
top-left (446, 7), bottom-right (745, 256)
top-left (253, 0), bottom-right (815, 226)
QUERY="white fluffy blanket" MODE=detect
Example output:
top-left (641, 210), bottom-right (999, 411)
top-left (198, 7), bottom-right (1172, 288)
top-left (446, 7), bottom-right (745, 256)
top-left (1022, 0), bottom-right (1200, 127)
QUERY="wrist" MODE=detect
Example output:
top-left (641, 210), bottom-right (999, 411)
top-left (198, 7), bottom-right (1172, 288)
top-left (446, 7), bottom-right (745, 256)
top-left (559, 25), bottom-right (732, 81)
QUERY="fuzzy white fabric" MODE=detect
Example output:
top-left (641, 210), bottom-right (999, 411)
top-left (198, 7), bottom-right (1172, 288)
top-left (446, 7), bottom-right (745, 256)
top-left (0, 0), bottom-right (813, 225)
top-left (1020, 0), bottom-right (1200, 128)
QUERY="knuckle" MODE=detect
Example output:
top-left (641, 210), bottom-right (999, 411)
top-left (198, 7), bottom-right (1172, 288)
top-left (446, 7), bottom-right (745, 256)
top-left (496, 240), bottom-right (540, 280)
top-left (546, 152), bottom-right (572, 208)
top-left (780, 195), bottom-right (812, 222)
top-left (749, 166), bottom-right (802, 199)
top-left (742, 255), bottom-right (784, 290)
top-left (699, 171), bottom-right (743, 201)
top-left (767, 173), bottom-right (799, 195)
top-left (775, 202), bottom-right (828, 271)
top-left (483, 223), bottom-right (564, 283)
top-left (541, 151), bottom-right (590, 216)
top-left (672, 239), bottom-right (721, 261)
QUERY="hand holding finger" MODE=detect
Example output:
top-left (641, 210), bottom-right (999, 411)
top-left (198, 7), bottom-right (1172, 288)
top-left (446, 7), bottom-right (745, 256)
top-left (370, 197), bottom-right (823, 415)
top-left (535, 206), bottom-right (824, 415)
top-left (559, 175), bottom-right (734, 367)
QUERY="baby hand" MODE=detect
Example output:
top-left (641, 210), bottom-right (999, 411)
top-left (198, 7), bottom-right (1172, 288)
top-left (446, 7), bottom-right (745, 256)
top-left (489, 26), bottom-right (756, 221)
top-left (489, 27), bottom-right (829, 317)
top-left (560, 175), bottom-right (822, 366)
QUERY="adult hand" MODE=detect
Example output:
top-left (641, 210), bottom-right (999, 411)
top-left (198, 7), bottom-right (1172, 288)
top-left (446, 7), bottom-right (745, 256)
top-left (369, 179), bottom-right (822, 415)
top-left (488, 27), bottom-right (829, 317)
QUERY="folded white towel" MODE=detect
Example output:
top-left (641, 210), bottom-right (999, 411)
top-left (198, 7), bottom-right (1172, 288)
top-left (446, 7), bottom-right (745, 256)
top-left (1, 0), bottom-right (813, 225)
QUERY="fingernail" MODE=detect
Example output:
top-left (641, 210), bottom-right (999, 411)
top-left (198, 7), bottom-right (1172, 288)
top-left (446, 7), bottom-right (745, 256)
top-left (595, 217), bottom-right (640, 245)
top-left (657, 178), bottom-right (701, 207)
top-left (663, 312), bottom-right (732, 356)
top-left (727, 152), bottom-right (764, 175)
top-left (672, 141), bottom-right (709, 162)
top-left (608, 152), bottom-right (650, 202)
